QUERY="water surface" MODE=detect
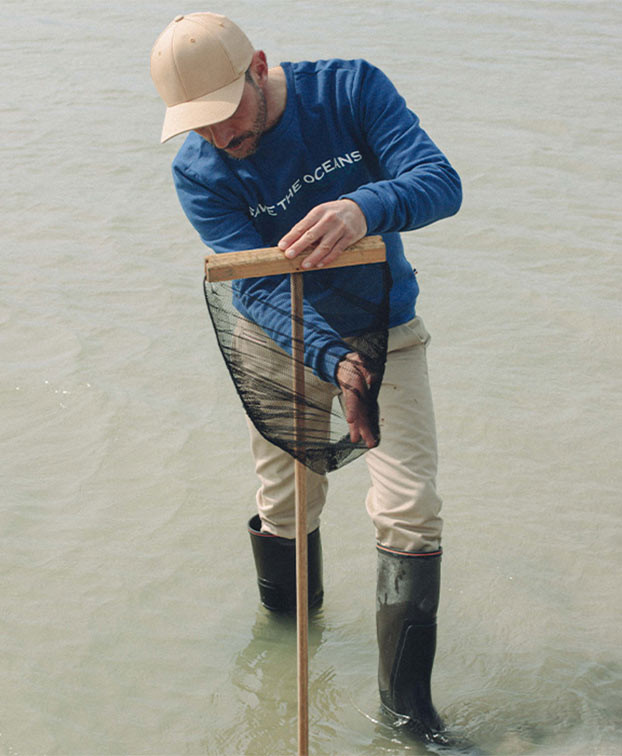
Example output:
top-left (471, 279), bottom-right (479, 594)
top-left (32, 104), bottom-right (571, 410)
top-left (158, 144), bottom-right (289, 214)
top-left (1, 1), bottom-right (620, 754)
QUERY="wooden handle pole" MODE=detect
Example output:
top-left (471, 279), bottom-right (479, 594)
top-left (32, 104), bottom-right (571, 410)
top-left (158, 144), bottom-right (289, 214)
top-left (291, 271), bottom-right (309, 756)
top-left (202, 237), bottom-right (387, 755)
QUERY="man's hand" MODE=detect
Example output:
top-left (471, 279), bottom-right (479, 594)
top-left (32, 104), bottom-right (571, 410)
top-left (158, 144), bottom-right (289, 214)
top-left (336, 352), bottom-right (378, 449)
top-left (278, 199), bottom-right (367, 269)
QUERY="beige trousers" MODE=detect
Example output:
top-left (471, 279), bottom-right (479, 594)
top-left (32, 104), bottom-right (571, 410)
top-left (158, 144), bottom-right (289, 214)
top-left (244, 316), bottom-right (443, 553)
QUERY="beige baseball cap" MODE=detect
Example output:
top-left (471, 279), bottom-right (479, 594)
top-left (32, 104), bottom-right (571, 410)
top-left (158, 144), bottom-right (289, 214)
top-left (150, 12), bottom-right (254, 143)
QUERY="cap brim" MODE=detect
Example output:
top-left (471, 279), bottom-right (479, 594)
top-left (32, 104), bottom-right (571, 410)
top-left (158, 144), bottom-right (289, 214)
top-left (160, 74), bottom-right (246, 143)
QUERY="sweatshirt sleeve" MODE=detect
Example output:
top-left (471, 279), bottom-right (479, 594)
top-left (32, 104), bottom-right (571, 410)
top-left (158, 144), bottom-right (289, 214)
top-left (340, 62), bottom-right (462, 234)
top-left (173, 156), bottom-right (351, 384)
top-left (173, 156), bottom-right (264, 253)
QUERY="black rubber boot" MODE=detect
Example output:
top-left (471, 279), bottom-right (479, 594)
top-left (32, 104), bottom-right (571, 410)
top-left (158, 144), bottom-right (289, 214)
top-left (248, 515), bottom-right (323, 613)
top-left (376, 544), bottom-right (448, 745)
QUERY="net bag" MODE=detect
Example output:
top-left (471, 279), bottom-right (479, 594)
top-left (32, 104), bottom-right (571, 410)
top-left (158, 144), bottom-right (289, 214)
top-left (203, 255), bottom-right (391, 475)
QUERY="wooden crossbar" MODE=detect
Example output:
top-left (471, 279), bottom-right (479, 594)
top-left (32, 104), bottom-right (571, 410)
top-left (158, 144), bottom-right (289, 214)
top-left (204, 235), bottom-right (386, 282)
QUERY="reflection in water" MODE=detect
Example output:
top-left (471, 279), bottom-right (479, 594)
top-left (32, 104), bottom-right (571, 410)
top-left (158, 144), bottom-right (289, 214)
top-left (206, 608), bottom-right (330, 755)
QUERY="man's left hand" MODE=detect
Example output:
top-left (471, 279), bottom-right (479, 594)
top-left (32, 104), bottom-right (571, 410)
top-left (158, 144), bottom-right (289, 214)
top-left (336, 352), bottom-right (378, 449)
top-left (278, 199), bottom-right (367, 268)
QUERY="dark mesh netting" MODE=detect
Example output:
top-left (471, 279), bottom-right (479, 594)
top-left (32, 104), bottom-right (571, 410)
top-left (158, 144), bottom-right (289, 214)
top-left (203, 260), bottom-right (391, 475)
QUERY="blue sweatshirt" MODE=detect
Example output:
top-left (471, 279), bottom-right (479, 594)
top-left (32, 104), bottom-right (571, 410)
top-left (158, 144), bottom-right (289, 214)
top-left (173, 59), bottom-right (461, 384)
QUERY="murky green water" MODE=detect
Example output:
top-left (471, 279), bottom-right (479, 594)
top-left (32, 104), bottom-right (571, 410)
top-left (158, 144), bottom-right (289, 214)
top-left (1, 1), bottom-right (620, 754)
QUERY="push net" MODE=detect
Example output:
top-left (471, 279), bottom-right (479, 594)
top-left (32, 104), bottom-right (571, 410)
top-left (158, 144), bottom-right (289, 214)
top-left (203, 256), bottom-right (391, 475)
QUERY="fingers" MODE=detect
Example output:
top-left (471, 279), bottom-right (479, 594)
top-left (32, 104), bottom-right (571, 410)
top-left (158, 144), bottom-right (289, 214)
top-left (344, 392), bottom-right (362, 444)
top-left (302, 235), bottom-right (351, 269)
top-left (344, 389), bottom-right (377, 448)
top-left (278, 199), bottom-right (367, 268)
top-left (279, 207), bottom-right (345, 266)
top-left (286, 225), bottom-right (348, 269)
top-left (337, 353), bottom-right (378, 449)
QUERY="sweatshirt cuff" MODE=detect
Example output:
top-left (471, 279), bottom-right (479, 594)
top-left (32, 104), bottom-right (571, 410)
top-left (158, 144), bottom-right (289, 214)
top-left (319, 343), bottom-right (351, 386)
top-left (340, 187), bottom-right (385, 235)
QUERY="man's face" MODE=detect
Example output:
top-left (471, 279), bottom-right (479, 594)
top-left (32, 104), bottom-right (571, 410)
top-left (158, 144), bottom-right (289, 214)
top-left (193, 75), bottom-right (267, 159)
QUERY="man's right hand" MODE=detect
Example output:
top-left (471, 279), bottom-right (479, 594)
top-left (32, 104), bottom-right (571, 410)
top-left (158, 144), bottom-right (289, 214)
top-left (278, 199), bottom-right (367, 269)
top-left (336, 352), bottom-right (378, 449)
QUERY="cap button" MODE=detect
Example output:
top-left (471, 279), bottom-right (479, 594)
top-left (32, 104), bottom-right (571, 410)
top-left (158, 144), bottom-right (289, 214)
top-left (174, 14), bottom-right (184, 22)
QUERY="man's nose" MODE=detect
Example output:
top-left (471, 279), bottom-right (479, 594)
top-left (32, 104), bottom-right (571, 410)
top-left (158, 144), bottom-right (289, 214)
top-left (208, 122), bottom-right (235, 149)
top-left (194, 123), bottom-right (233, 149)
top-left (194, 125), bottom-right (211, 142)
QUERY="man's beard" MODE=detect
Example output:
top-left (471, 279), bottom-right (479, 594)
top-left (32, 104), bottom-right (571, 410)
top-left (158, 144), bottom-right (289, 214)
top-left (222, 83), bottom-right (268, 160)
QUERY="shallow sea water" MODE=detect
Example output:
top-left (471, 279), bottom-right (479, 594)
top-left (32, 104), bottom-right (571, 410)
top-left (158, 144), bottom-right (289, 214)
top-left (1, 1), bottom-right (621, 754)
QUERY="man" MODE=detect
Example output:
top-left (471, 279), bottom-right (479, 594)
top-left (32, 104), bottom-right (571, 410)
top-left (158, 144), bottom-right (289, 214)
top-left (150, 11), bottom-right (462, 744)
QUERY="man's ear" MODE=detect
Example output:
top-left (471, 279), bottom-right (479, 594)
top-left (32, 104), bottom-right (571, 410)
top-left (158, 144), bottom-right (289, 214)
top-left (250, 50), bottom-right (269, 83)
